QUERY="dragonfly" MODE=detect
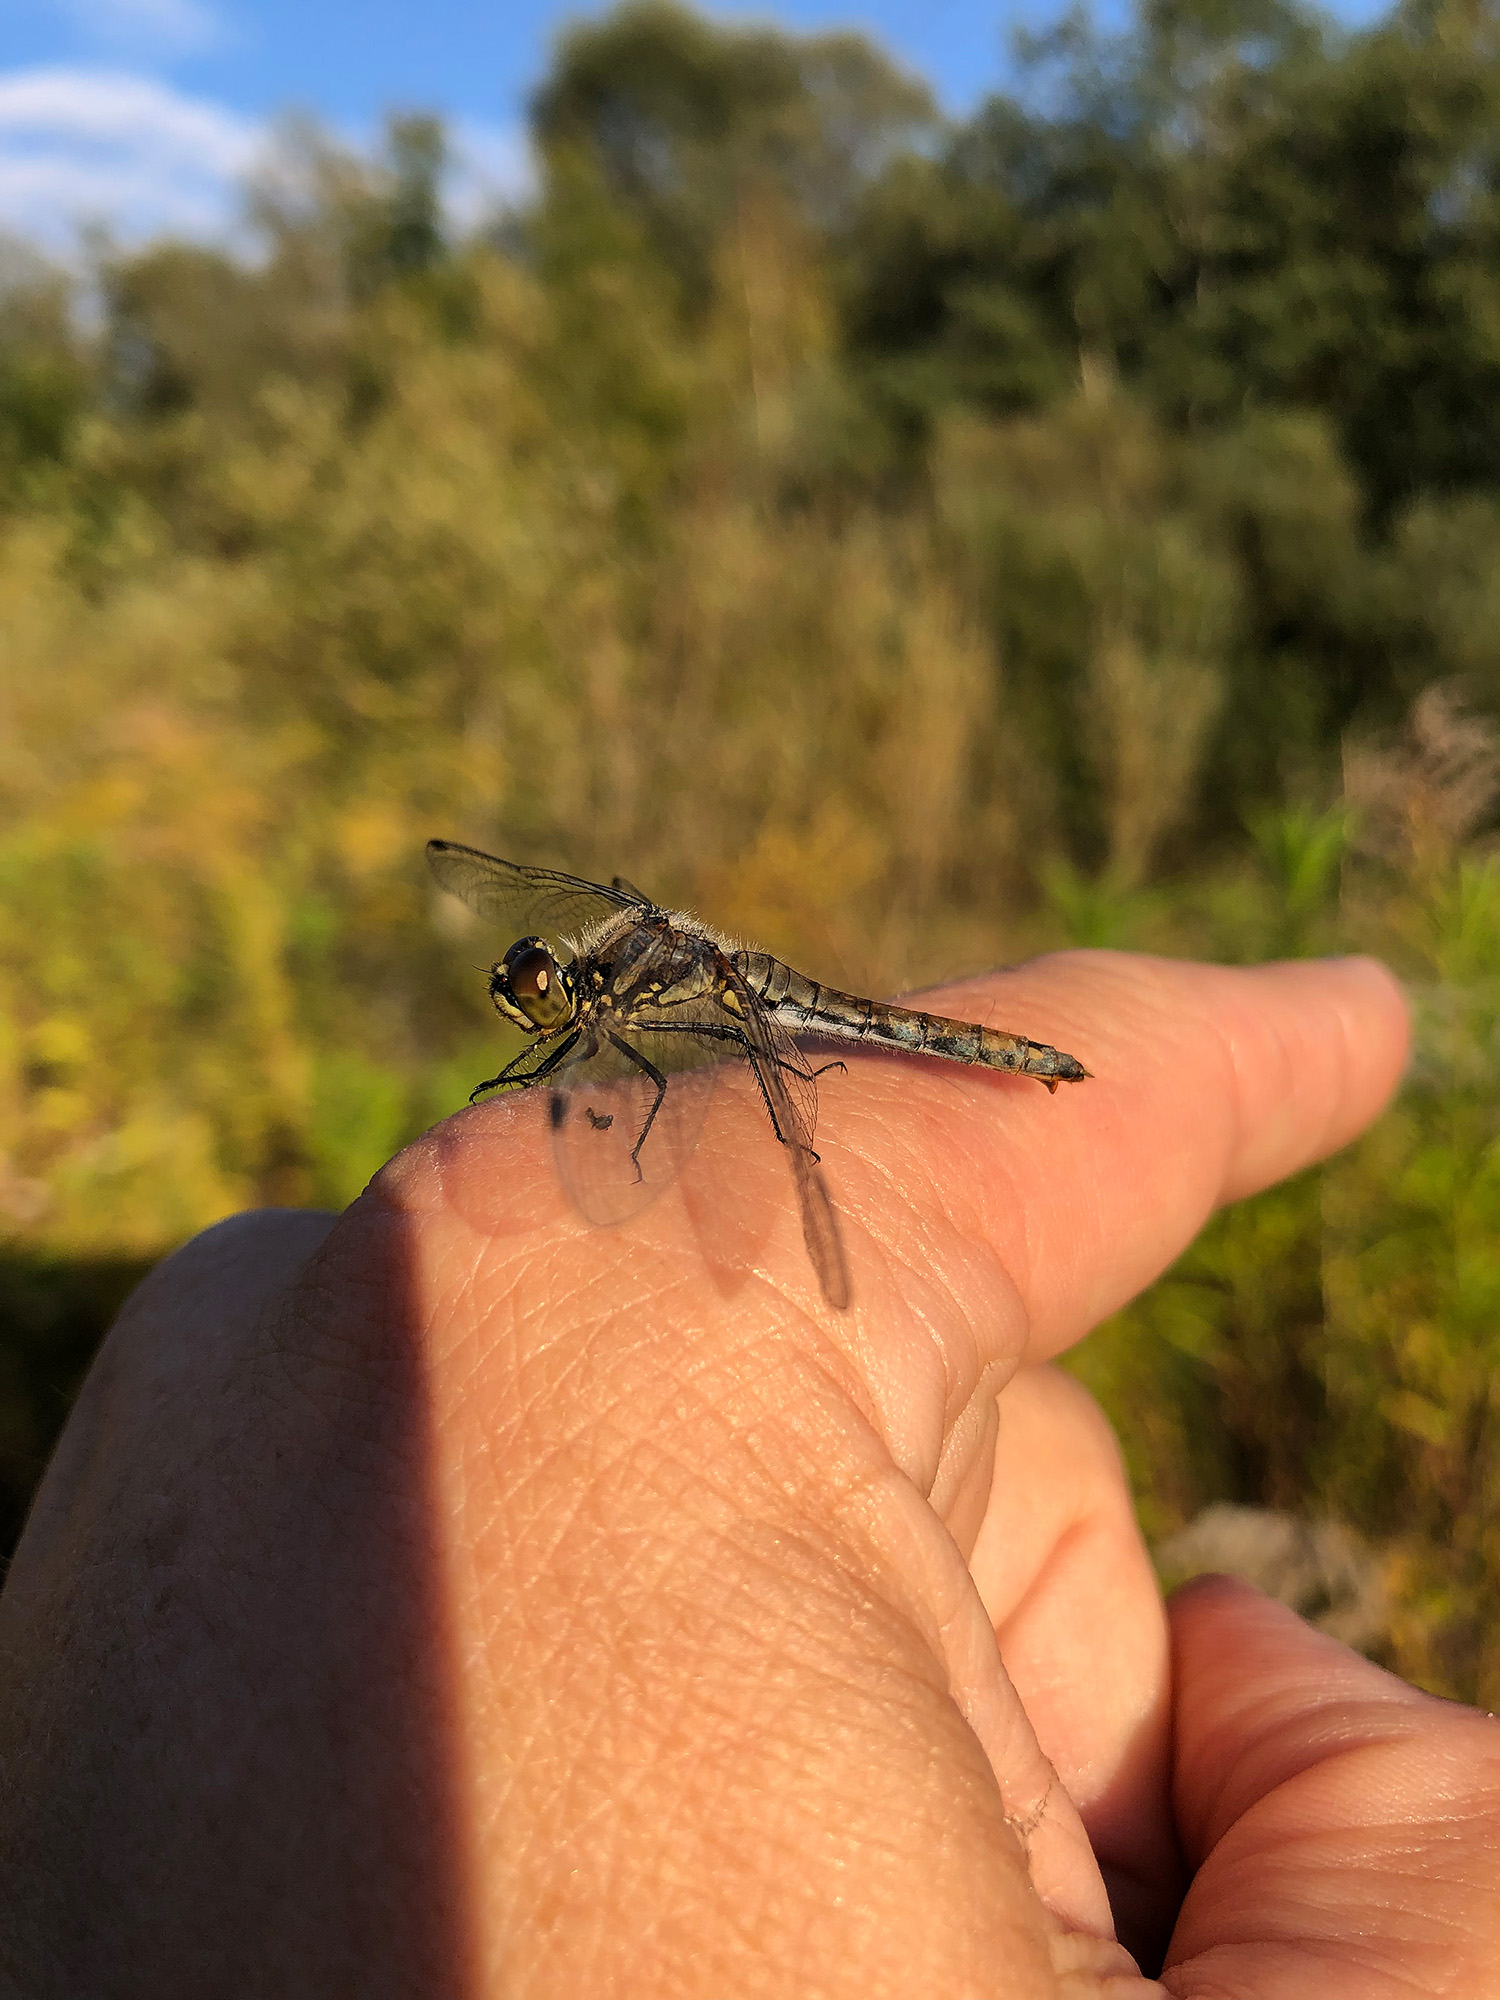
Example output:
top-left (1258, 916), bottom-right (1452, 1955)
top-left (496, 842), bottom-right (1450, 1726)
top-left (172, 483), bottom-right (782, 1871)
top-left (427, 840), bottom-right (1089, 1311)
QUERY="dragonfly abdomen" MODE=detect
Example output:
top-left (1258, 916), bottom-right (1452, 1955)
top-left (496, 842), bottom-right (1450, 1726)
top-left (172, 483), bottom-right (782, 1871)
top-left (732, 952), bottom-right (1088, 1088)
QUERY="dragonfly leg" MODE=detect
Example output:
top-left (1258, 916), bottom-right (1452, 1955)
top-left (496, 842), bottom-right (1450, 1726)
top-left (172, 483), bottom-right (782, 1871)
top-left (469, 1029), bottom-right (580, 1103)
top-left (740, 1046), bottom-right (819, 1155)
top-left (749, 1045), bottom-right (841, 1087)
top-left (604, 1030), bottom-right (668, 1182)
top-left (634, 1018), bottom-right (819, 1086)
top-left (630, 1019), bottom-right (824, 1154)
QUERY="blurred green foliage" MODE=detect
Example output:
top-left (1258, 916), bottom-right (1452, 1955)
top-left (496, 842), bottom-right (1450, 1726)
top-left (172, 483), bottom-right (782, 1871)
top-left (1074, 687), bottom-right (1500, 1700)
top-left (4, 0), bottom-right (1500, 1697)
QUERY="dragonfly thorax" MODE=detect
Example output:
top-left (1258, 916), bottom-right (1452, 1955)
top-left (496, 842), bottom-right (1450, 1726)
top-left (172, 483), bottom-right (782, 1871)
top-left (489, 936), bottom-right (576, 1034)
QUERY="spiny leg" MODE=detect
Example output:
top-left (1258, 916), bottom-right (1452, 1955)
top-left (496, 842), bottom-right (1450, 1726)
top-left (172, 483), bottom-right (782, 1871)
top-left (635, 1019), bottom-right (835, 1156)
top-left (633, 1018), bottom-right (829, 1088)
top-left (470, 1028), bottom-right (580, 1103)
top-left (605, 1030), bottom-right (669, 1181)
top-left (630, 1019), bottom-right (791, 1138)
top-left (655, 1023), bottom-right (790, 1148)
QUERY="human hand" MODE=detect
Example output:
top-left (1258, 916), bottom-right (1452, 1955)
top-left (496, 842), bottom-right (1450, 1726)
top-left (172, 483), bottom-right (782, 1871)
top-left (3, 949), bottom-right (1495, 1997)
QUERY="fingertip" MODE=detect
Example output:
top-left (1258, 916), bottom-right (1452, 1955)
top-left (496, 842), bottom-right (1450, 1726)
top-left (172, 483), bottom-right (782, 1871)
top-left (1322, 952), bottom-right (1413, 1116)
top-left (951, 950), bottom-right (1414, 1349)
top-left (1166, 1572), bottom-right (1428, 1857)
top-left (1217, 954), bottom-right (1411, 1204)
top-left (1167, 1568), bottom-right (1396, 1698)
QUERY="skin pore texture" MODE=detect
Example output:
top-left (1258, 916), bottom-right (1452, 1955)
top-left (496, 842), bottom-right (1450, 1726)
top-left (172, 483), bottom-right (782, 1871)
top-left (2, 949), bottom-right (1498, 1998)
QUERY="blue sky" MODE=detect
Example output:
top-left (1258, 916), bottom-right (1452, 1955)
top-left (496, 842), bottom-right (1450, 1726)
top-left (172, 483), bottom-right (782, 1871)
top-left (1, 0), bottom-right (1390, 256)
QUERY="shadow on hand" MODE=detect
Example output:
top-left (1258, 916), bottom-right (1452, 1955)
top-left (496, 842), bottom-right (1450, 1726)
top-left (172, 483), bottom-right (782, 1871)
top-left (0, 1202), bottom-right (481, 1999)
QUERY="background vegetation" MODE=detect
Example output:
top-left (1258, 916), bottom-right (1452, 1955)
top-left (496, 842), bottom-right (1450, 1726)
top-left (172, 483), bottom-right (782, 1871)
top-left (5, 0), bottom-right (1500, 1698)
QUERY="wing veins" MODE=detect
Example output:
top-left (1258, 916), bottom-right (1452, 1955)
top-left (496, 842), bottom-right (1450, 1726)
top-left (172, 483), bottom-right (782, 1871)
top-left (721, 960), bottom-right (851, 1312)
top-left (427, 840), bottom-right (629, 947)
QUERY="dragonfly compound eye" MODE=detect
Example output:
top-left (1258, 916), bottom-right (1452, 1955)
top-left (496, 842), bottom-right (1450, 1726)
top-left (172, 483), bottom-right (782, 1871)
top-left (498, 939), bottom-right (574, 1031)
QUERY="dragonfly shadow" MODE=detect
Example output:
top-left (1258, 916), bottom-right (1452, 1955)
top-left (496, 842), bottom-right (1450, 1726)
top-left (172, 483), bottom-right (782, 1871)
top-left (549, 1057), bottom-right (718, 1229)
top-left (428, 842), bottom-right (1082, 1312)
top-left (545, 1055), bottom-right (786, 1301)
top-left (671, 1063), bottom-right (790, 1302)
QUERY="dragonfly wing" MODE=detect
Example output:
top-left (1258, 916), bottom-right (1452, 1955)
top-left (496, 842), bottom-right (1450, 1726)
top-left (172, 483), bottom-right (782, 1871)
top-left (549, 984), bottom-right (851, 1308)
top-left (721, 969), bottom-right (852, 1312)
top-left (548, 1031), bottom-right (721, 1227)
top-left (427, 840), bottom-right (629, 950)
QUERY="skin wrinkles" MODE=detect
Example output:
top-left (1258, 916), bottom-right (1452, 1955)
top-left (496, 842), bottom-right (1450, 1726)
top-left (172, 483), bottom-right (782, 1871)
top-left (846, 1273), bottom-right (1013, 1504)
top-left (471, 1300), bottom-right (870, 1668)
top-left (440, 960), bottom-right (1408, 1976)
top-left (823, 1002), bottom-right (1101, 1356)
top-left (1011, 959), bottom-right (1395, 1352)
top-left (821, 1446), bottom-right (1108, 1935)
top-left (426, 1096), bottom-right (1104, 1952)
top-left (15, 949), bottom-right (1497, 2000)
top-left (1181, 1681), bottom-right (1498, 1860)
top-left (788, 1098), bottom-right (1034, 1504)
top-left (1211, 960), bottom-right (1383, 1207)
top-left (830, 1043), bottom-right (1047, 1321)
top-left (930, 1363), bottom-right (1008, 1546)
top-left (503, 1247), bottom-right (888, 1537)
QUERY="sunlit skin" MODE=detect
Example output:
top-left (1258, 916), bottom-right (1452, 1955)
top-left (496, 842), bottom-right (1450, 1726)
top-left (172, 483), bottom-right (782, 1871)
top-left (426, 838), bottom-right (1092, 1316)
top-left (3, 950), bottom-right (1499, 1997)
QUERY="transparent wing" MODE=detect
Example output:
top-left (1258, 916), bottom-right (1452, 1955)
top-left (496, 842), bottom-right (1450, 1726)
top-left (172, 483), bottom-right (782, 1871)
top-left (427, 840), bottom-right (630, 950)
top-left (638, 974), bottom-right (851, 1311)
top-left (548, 1029), bottom-right (722, 1227)
top-left (730, 975), bottom-right (851, 1312)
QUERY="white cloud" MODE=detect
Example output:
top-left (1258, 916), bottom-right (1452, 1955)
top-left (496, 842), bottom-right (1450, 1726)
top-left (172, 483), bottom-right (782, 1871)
top-left (0, 68), bottom-right (260, 251)
top-left (57, 0), bottom-right (224, 58)
top-left (446, 117), bottom-right (534, 230)
top-left (0, 70), bottom-right (537, 261)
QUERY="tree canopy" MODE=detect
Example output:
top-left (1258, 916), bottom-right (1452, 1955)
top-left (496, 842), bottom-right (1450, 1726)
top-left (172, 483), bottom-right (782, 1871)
top-left (8, 0), bottom-right (1500, 1696)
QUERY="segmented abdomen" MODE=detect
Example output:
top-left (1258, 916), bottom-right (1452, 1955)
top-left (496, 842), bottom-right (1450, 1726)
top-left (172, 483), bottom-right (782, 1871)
top-left (731, 951), bottom-right (1088, 1085)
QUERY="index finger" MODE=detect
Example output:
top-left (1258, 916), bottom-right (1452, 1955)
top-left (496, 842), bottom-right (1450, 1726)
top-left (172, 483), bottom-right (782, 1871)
top-left (823, 950), bottom-right (1409, 1360)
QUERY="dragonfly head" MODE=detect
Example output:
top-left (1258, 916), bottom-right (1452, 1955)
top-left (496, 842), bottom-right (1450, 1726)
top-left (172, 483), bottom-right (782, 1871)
top-left (489, 936), bottom-right (576, 1034)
